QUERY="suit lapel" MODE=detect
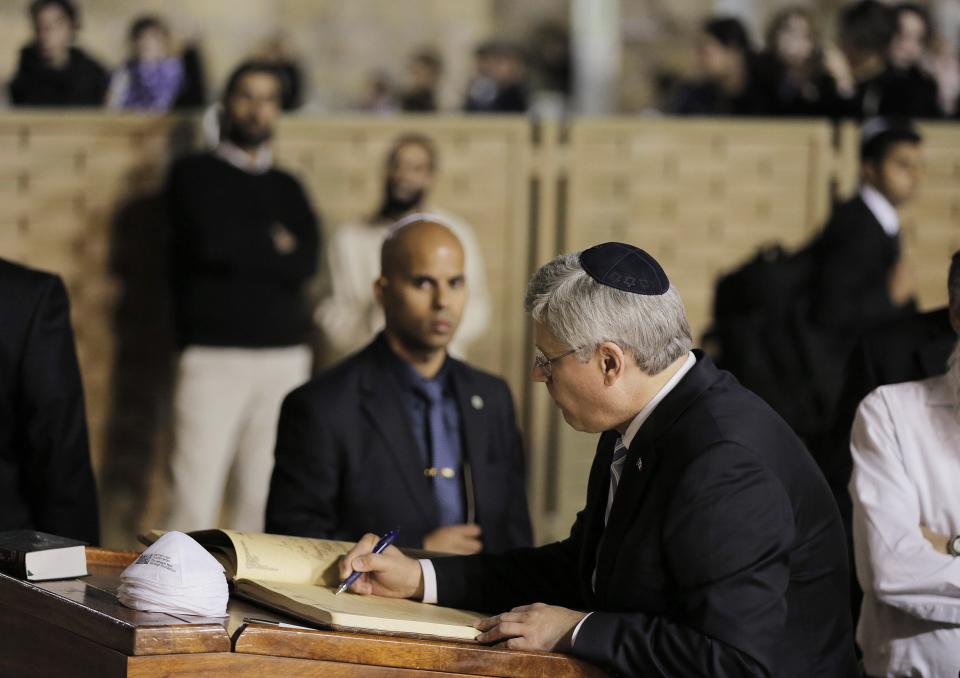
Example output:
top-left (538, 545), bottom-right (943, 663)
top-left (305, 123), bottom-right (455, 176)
top-left (359, 343), bottom-right (436, 524)
top-left (593, 433), bottom-right (661, 603)
top-left (592, 352), bottom-right (721, 602)
top-left (579, 431), bottom-right (618, 605)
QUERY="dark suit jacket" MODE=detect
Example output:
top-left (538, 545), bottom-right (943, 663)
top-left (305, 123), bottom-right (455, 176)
top-left (265, 336), bottom-right (532, 552)
top-left (433, 353), bottom-right (857, 677)
top-left (824, 306), bottom-right (955, 491)
top-left (0, 259), bottom-right (99, 544)
top-left (812, 195), bottom-right (906, 335)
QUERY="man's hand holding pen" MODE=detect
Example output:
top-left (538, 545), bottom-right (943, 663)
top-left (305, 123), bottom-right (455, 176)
top-left (338, 532), bottom-right (425, 599)
top-left (340, 531), bottom-right (588, 653)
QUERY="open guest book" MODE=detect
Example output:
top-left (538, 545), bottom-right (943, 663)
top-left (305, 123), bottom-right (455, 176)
top-left (142, 529), bottom-right (483, 642)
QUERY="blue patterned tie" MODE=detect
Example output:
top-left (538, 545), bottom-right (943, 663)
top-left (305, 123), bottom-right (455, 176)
top-left (418, 380), bottom-right (464, 526)
top-left (604, 436), bottom-right (628, 525)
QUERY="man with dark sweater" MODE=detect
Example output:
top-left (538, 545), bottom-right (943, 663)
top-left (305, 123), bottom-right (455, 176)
top-left (165, 62), bottom-right (320, 532)
top-left (9, 0), bottom-right (108, 107)
top-left (0, 258), bottom-right (99, 544)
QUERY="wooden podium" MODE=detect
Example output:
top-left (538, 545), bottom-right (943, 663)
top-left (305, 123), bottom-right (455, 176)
top-left (0, 548), bottom-right (607, 677)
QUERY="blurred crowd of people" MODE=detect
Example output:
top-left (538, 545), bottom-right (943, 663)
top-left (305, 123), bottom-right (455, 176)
top-left (8, 0), bottom-right (960, 118)
top-left (667, 1), bottom-right (954, 118)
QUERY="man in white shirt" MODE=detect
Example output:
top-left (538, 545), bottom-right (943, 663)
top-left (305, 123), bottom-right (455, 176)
top-left (316, 134), bottom-right (490, 362)
top-left (850, 252), bottom-right (960, 677)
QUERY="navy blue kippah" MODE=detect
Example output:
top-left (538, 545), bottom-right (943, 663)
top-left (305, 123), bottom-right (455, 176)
top-left (579, 242), bottom-right (669, 295)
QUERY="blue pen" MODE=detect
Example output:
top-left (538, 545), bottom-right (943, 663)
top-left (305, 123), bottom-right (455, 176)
top-left (335, 529), bottom-right (399, 595)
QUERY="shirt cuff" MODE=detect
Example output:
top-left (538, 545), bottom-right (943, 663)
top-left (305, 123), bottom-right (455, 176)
top-left (419, 559), bottom-right (438, 604)
top-left (571, 612), bottom-right (594, 647)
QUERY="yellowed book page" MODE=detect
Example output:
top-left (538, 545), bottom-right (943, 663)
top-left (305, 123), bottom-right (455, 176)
top-left (219, 531), bottom-right (355, 585)
top-left (241, 579), bottom-right (482, 641)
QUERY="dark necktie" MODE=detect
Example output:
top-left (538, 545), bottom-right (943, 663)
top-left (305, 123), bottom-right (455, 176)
top-left (417, 380), bottom-right (464, 526)
top-left (594, 435), bottom-right (628, 591)
top-left (604, 435), bottom-right (628, 524)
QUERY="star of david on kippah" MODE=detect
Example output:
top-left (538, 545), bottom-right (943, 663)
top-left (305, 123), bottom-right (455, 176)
top-left (578, 242), bottom-right (669, 295)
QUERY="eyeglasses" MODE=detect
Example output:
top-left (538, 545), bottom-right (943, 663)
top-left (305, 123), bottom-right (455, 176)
top-left (533, 346), bottom-right (581, 378)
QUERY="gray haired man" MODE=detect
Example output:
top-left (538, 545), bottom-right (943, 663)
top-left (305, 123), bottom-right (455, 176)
top-left (338, 242), bottom-right (857, 677)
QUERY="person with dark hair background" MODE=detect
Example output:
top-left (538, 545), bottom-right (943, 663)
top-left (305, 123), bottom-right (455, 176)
top-left (400, 49), bottom-right (442, 112)
top-left (804, 118), bottom-right (924, 499)
top-left (317, 134), bottom-right (490, 362)
top-left (857, 2), bottom-right (943, 118)
top-left (9, 0), bottom-right (108, 107)
top-left (463, 41), bottom-right (528, 113)
top-left (812, 119), bottom-right (922, 337)
top-left (839, 0), bottom-right (897, 96)
top-left (670, 16), bottom-right (769, 115)
top-left (164, 61), bottom-right (320, 533)
top-left (754, 6), bottom-right (856, 117)
top-left (253, 32), bottom-right (304, 111)
top-left (107, 15), bottom-right (184, 111)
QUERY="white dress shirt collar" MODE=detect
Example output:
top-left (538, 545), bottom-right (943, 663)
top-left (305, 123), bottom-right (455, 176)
top-left (215, 142), bottom-right (274, 175)
top-left (859, 184), bottom-right (900, 237)
top-left (621, 352), bottom-right (697, 449)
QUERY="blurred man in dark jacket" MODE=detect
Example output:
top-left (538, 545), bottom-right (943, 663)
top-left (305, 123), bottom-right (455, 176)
top-left (0, 258), bottom-right (99, 544)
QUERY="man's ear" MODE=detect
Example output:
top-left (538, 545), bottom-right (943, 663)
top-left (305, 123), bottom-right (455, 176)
top-left (597, 342), bottom-right (625, 385)
top-left (373, 276), bottom-right (387, 309)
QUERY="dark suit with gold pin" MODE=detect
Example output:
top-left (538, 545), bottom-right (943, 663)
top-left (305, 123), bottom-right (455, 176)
top-left (265, 333), bottom-right (532, 552)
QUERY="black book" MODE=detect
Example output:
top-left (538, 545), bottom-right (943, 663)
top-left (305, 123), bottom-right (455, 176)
top-left (0, 530), bottom-right (87, 581)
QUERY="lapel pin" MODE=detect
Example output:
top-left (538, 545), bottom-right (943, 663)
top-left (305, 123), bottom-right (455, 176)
top-left (470, 395), bottom-right (484, 410)
top-left (636, 458), bottom-right (643, 471)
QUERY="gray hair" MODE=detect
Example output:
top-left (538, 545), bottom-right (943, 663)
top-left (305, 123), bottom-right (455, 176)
top-left (525, 251), bottom-right (693, 375)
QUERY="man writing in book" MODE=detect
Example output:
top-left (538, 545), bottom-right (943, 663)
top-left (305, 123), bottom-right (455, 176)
top-left (338, 243), bottom-right (858, 677)
top-left (266, 216), bottom-right (532, 555)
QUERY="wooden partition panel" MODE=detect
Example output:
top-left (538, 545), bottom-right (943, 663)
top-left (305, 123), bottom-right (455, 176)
top-left (535, 118), bottom-right (834, 542)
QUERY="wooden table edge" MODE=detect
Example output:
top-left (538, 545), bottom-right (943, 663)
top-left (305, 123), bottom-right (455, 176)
top-left (233, 623), bottom-right (607, 677)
